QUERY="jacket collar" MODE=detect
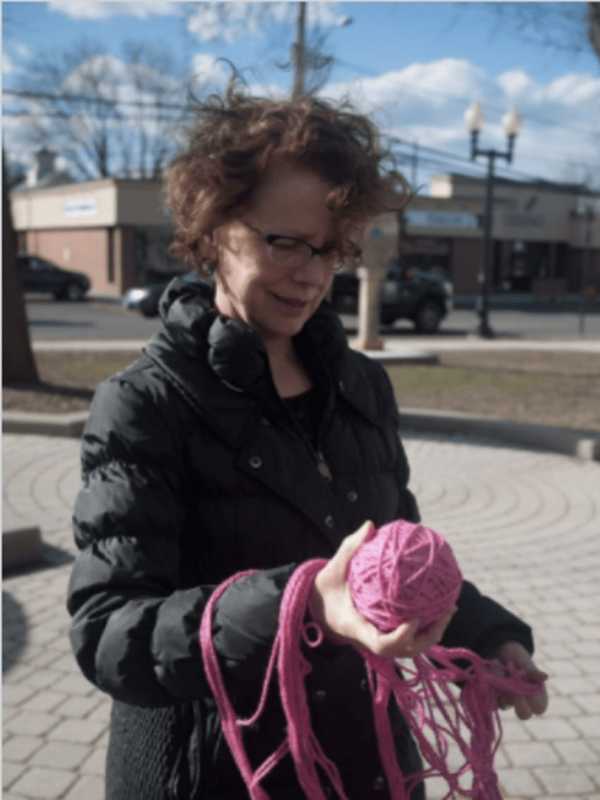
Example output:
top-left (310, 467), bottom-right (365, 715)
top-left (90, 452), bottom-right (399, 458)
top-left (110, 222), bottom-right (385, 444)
top-left (143, 275), bottom-right (383, 444)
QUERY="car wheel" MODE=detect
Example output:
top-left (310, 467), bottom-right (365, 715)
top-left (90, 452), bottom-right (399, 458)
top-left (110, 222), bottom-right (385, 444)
top-left (414, 301), bottom-right (443, 333)
top-left (65, 282), bottom-right (85, 302)
top-left (139, 299), bottom-right (159, 318)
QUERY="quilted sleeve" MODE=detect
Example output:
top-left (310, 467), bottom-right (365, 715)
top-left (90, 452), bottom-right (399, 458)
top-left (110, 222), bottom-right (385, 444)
top-left (67, 375), bottom-right (293, 708)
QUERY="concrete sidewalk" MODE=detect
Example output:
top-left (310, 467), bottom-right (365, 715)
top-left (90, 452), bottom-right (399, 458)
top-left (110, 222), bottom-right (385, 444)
top-left (3, 431), bottom-right (600, 799)
top-left (30, 335), bottom-right (600, 354)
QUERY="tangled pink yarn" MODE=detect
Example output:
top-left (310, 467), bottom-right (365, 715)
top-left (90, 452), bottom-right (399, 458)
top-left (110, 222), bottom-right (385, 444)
top-left (200, 520), bottom-right (542, 799)
top-left (347, 520), bottom-right (463, 633)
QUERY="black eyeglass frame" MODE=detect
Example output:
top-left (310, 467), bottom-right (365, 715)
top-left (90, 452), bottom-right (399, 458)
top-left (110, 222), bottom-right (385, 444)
top-left (241, 220), bottom-right (347, 272)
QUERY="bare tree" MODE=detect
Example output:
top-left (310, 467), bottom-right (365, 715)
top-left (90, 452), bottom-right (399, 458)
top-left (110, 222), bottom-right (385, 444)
top-left (11, 39), bottom-right (189, 180)
top-left (284, 2), bottom-right (337, 98)
top-left (181, 2), bottom-right (342, 98)
top-left (589, 2), bottom-right (600, 60)
top-left (482, 2), bottom-right (600, 63)
top-left (2, 155), bottom-right (39, 385)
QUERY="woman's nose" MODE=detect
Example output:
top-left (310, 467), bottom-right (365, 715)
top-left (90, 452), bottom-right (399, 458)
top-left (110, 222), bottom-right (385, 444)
top-left (291, 255), bottom-right (332, 285)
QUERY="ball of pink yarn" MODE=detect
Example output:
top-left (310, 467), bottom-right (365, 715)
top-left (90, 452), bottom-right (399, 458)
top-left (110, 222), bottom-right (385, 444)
top-left (347, 520), bottom-right (463, 633)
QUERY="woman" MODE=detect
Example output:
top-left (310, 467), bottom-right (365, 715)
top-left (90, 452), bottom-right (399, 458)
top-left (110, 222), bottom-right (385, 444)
top-left (67, 84), bottom-right (547, 799)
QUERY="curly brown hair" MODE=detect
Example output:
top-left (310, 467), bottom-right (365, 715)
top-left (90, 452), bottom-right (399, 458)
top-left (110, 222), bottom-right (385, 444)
top-left (165, 81), bottom-right (407, 270)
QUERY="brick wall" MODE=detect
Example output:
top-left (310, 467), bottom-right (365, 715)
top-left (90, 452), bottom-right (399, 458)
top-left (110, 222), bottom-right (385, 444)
top-left (24, 228), bottom-right (113, 294)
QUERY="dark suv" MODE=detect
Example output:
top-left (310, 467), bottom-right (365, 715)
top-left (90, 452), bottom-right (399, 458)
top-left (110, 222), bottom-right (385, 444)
top-left (17, 255), bottom-right (91, 301)
top-left (330, 261), bottom-right (452, 333)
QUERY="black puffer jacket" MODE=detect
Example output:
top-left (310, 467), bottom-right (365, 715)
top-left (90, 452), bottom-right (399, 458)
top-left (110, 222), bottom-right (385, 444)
top-left (67, 277), bottom-right (533, 800)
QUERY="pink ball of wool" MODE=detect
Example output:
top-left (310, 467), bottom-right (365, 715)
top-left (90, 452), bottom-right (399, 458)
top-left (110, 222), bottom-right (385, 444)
top-left (347, 520), bottom-right (463, 634)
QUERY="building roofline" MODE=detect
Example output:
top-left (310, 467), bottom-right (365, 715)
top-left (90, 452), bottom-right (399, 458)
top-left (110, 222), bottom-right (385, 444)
top-left (433, 171), bottom-right (600, 198)
top-left (11, 175), bottom-right (164, 196)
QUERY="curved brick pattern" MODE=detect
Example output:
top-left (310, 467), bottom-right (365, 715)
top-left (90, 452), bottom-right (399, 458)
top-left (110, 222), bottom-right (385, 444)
top-left (406, 434), bottom-right (600, 800)
top-left (2, 433), bottom-right (599, 798)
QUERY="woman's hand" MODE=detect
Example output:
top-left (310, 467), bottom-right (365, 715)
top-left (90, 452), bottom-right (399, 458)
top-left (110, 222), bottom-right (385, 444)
top-left (495, 640), bottom-right (549, 719)
top-left (309, 521), bottom-right (455, 660)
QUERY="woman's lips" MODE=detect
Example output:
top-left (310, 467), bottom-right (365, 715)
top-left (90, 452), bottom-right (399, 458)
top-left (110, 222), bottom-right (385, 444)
top-left (271, 293), bottom-right (313, 313)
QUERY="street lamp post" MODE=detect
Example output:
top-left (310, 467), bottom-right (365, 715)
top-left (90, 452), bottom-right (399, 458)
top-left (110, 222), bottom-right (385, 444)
top-left (465, 102), bottom-right (521, 338)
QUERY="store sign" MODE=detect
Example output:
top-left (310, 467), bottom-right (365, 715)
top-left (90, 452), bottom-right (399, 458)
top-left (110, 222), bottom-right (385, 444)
top-left (405, 210), bottom-right (478, 229)
top-left (64, 196), bottom-right (97, 218)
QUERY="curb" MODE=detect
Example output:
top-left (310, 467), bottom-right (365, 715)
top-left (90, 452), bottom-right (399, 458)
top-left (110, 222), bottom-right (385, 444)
top-left (400, 409), bottom-right (600, 462)
top-left (2, 520), bottom-right (43, 571)
top-left (3, 408), bottom-right (599, 462)
top-left (2, 411), bottom-right (88, 438)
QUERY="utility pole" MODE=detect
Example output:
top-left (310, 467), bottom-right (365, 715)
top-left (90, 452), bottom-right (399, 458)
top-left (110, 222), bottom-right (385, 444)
top-left (578, 205), bottom-right (594, 337)
top-left (411, 141), bottom-right (419, 189)
top-left (291, 2), bottom-right (307, 99)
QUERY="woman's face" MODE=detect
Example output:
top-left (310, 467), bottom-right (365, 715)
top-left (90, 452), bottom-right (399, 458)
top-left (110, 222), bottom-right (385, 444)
top-left (212, 162), bottom-right (340, 347)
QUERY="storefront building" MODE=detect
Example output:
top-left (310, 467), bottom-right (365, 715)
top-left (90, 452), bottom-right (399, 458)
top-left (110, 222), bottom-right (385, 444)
top-left (11, 172), bottom-right (600, 299)
top-left (402, 174), bottom-right (600, 298)
top-left (11, 178), bottom-right (176, 297)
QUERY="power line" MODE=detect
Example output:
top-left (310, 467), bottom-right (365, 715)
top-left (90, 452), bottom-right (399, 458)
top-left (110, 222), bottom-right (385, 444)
top-left (390, 132), bottom-right (596, 184)
top-left (3, 87), bottom-right (595, 184)
top-left (389, 136), bottom-right (592, 190)
top-left (3, 88), bottom-right (194, 114)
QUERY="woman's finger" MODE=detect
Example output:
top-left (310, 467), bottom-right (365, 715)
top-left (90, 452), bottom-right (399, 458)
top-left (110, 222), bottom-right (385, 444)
top-left (513, 694), bottom-right (534, 720)
top-left (415, 608), bottom-right (456, 650)
top-left (333, 521), bottom-right (375, 576)
top-left (371, 618), bottom-right (421, 658)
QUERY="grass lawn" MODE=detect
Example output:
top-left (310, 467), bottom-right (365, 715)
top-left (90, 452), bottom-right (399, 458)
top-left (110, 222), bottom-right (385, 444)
top-left (3, 349), bottom-right (600, 431)
top-left (386, 350), bottom-right (600, 431)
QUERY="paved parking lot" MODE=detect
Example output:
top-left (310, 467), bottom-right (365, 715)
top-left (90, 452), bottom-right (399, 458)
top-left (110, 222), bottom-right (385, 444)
top-left (3, 432), bottom-right (600, 799)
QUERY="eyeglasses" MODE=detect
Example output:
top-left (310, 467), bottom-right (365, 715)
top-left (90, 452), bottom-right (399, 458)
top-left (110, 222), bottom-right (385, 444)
top-left (241, 220), bottom-right (345, 273)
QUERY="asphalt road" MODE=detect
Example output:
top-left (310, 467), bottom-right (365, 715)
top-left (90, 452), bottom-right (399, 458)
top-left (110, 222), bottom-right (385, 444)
top-left (25, 296), bottom-right (600, 342)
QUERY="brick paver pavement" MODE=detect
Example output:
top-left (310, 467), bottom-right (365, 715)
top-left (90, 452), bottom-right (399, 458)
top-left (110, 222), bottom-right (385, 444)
top-left (3, 433), bottom-right (599, 799)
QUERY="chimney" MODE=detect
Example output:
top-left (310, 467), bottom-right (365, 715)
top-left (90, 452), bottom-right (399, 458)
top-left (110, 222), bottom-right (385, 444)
top-left (26, 148), bottom-right (58, 187)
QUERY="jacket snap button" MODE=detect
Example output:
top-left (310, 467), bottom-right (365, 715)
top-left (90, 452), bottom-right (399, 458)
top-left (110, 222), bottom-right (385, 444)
top-left (314, 689), bottom-right (327, 702)
top-left (324, 515), bottom-right (334, 528)
top-left (372, 775), bottom-right (386, 791)
top-left (360, 677), bottom-right (369, 692)
top-left (347, 490), bottom-right (358, 503)
top-left (260, 417), bottom-right (270, 427)
top-left (249, 456), bottom-right (262, 469)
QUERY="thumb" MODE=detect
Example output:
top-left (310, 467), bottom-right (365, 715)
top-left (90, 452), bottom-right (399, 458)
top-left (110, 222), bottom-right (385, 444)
top-left (332, 521), bottom-right (376, 579)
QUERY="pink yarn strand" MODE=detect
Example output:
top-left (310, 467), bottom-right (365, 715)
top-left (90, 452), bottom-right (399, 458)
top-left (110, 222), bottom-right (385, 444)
top-left (200, 520), bottom-right (545, 799)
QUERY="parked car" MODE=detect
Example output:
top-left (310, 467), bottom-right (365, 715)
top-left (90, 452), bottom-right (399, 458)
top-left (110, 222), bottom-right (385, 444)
top-left (122, 270), bottom-right (192, 318)
top-left (330, 261), bottom-right (453, 333)
top-left (17, 254), bottom-right (91, 301)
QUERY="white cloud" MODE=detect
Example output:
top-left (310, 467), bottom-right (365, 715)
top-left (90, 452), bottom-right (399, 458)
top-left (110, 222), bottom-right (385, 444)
top-left (61, 53), bottom-right (181, 109)
top-left (3, 51), bottom-right (15, 75)
top-left (496, 69), bottom-right (533, 99)
top-left (186, 3), bottom-right (265, 44)
top-left (186, 1), bottom-right (348, 44)
top-left (48, 0), bottom-right (177, 20)
top-left (325, 58), bottom-right (599, 186)
top-left (2, 42), bottom-right (32, 76)
top-left (190, 54), bottom-right (229, 87)
top-left (544, 72), bottom-right (600, 106)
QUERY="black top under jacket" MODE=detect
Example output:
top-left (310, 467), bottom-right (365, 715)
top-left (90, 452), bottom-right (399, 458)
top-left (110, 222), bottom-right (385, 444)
top-left (67, 276), bottom-right (533, 800)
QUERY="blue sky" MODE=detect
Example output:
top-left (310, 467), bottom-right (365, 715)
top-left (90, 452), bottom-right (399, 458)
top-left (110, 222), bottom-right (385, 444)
top-left (3, 1), bottom-right (599, 188)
